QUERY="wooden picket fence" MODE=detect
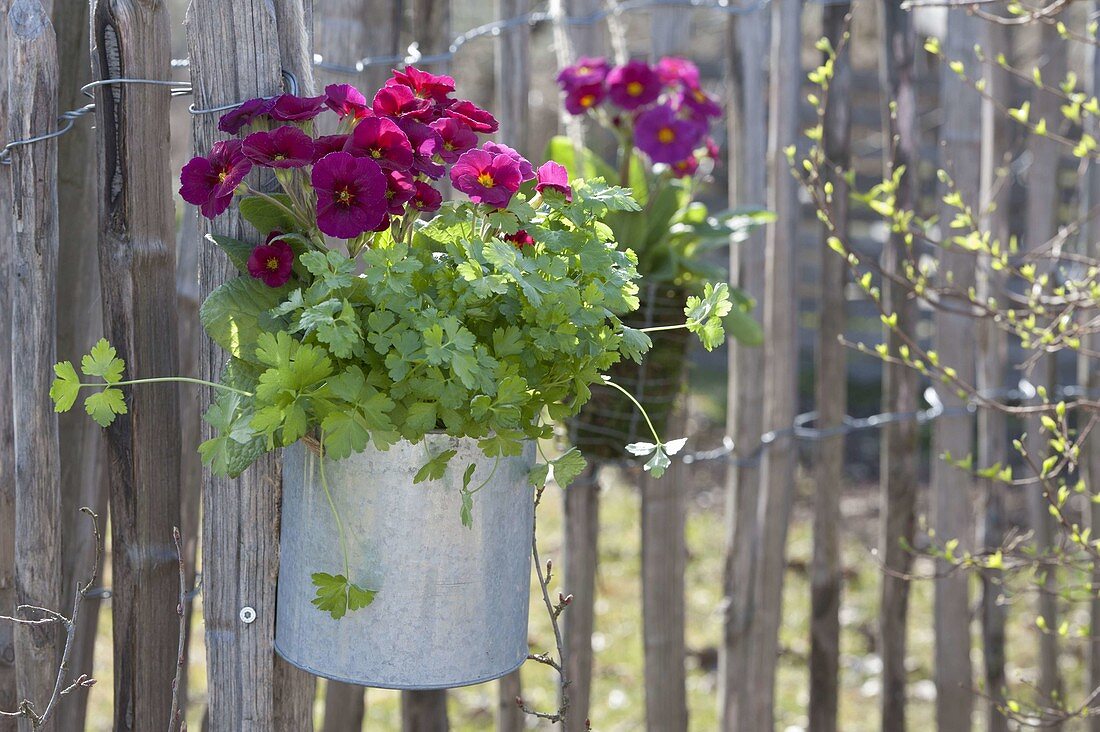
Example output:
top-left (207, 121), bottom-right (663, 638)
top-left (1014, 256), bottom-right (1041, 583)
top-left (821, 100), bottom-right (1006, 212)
top-left (1, 0), bottom-right (1088, 730)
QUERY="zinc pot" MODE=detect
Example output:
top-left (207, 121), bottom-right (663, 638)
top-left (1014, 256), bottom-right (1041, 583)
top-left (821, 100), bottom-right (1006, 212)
top-left (274, 435), bottom-right (536, 689)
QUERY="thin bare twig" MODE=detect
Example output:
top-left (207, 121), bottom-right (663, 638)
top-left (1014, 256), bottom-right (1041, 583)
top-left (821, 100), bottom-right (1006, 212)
top-left (169, 526), bottom-right (188, 732)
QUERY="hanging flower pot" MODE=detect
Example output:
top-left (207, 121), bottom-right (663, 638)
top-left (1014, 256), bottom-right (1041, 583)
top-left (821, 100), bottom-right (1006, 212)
top-left (275, 436), bottom-right (536, 689)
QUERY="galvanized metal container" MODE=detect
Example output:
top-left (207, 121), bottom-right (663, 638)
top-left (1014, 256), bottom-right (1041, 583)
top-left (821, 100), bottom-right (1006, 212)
top-left (274, 435), bottom-right (536, 689)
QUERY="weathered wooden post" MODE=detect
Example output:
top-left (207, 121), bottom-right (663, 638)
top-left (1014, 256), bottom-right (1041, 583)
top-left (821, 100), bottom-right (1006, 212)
top-left (52, 0), bottom-right (107, 728)
top-left (877, 3), bottom-right (919, 728)
top-left (549, 2), bottom-right (604, 728)
top-left (89, 0), bottom-right (183, 728)
top-left (634, 10), bottom-right (691, 732)
top-left (809, 5), bottom-right (849, 732)
top-left (745, 0), bottom-right (801, 729)
top-left (978, 20), bottom-right (1010, 732)
top-left (6, 0), bottom-right (62, 726)
top-left (1023, 21), bottom-right (1065, 709)
top-left (932, 13), bottom-right (980, 731)
top-left (494, 2), bottom-right (530, 728)
top-left (0, 0), bottom-right (17, 724)
top-left (718, 6), bottom-right (767, 729)
top-left (313, 2), bottom-right (400, 728)
top-left (184, 0), bottom-right (316, 728)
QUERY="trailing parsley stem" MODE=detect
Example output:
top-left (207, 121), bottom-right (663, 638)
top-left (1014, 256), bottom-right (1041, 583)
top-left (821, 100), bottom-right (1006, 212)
top-left (601, 377), bottom-right (663, 446)
top-left (80, 376), bottom-right (252, 397)
top-left (638, 323), bottom-right (688, 334)
top-left (317, 433), bottom-right (352, 582)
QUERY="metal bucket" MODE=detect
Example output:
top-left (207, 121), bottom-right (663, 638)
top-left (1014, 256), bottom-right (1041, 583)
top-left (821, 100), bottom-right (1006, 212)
top-left (274, 436), bottom-right (536, 689)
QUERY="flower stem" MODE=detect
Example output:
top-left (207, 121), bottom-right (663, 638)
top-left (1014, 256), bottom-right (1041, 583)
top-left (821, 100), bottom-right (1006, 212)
top-left (81, 376), bottom-right (252, 397)
top-left (317, 433), bottom-right (352, 581)
top-left (618, 137), bottom-right (634, 188)
top-left (602, 377), bottom-right (663, 446)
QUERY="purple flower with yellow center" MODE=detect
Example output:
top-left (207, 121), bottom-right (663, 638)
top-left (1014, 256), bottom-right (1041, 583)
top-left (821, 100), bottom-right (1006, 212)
top-left (671, 154), bottom-right (699, 178)
top-left (397, 118), bottom-right (445, 178)
top-left (247, 235), bottom-right (294, 287)
top-left (324, 84), bottom-right (371, 119)
top-left (242, 125), bottom-right (315, 168)
top-left (450, 147), bottom-right (522, 209)
top-left (535, 161), bottom-right (572, 202)
top-left (504, 229), bottom-right (535, 249)
top-left (385, 170), bottom-right (417, 214)
top-left (483, 142), bottom-right (534, 181)
top-left (269, 93), bottom-right (327, 122)
top-left (633, 104), bottom-right (704, 164)
top-left (218, 97), bottom-right (274, 134)
top-left (430, 118), bottom-right (477, 163)
top-left (444, 99), bottom-right (499, 133)
top-left (556, 56), bottom-right (609, 91)
top-left (311, 151), bottom-right (388, 238)
top-left (656, 57), bottom-right (700, 89)
top-left (389, 66), bottom-right (456, 102)
top-left (179, 140), bottom-right (252, 219)
top-left (373, 84), bottom-right (433, 121)
top-left (679, 85), bottom-right (722, 119)
top-left (312, 134), bottom-right (350, 163)
top-left (564, 82), bottom-right (606, 115)
top-left (410, 181), bottom-right (442, 213)
top-left (606, 60), bottom-right (661, 110)
top-left (343, 116), bottom-right (414, 170)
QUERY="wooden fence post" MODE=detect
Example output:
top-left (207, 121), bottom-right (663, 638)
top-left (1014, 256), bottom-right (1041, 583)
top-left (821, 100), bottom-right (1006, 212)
top-left (809, 5), bottom-right (849, 732)
top-left (932, 13), bottom-right (980, 731)
top-left (52, 0), bottom-right (108, 728)
top-left (978, 19), bottom-right (1011, 732)
top-left (877, 4), bottom-right (920, 728)
top-left (6, 0), bottom-right (62, 725)
top-left (1083, 6), bottom-right (1100, 729)
top-left (718, 6), bottom-right (767, 729)
top-left (635, 10), bottom-right (692, 732)
top-left (89, 0), bottom-right (184, 728)
top-left (0, 0), bottom-right (17, 723)
top-left (745, 1), bottom-right (801, 729)
top-left (401, 2), bottom-right (452, 729)
top-left (549, 3), bottom-right (604, 728)
top-left (1023, 20), bottom-right (1065, 711)
top-left (312, 2), bottom-right (401, 728)
top-left (495, 2), bottom-right (530, 728)
top-left (184, 0), bottom-right (316, 727)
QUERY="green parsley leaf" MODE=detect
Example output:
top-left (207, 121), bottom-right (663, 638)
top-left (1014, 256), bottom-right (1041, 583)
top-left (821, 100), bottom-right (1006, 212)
top-left (81, 338), bottom-right (125, 383)
top-left (310, 572), bottom-right (377, 620)
top-left (84, 388), bottom-right (127, 428)
top-left (50, 361), bottom-right (81, 413)
top-left (413, 448), bottom-right (457, 484)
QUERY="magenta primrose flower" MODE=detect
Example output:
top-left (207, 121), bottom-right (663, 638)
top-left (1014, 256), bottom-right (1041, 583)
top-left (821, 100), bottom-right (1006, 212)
top-left (656, 57), bottom-right (700, 88)
top-left (344, 116), bottom-right (414, 170)
top-left (389, 66), bottom-right (456, 102)
top-left (179, 140), bottom-right (252, 219)
top-left (385, 170), bottom-right (417, 214)
top-left (680, 85), bottom-right (722, 119)
top-left (671, 154), bottom-right (699, 178)
top-left (218, 97), bottom-right (274, 134)
top-left (242, 125), bottom-right (315, 168)
top-left (606, 60), bottom-right (661, 110)
top-left (312, 134), bottom-right (350, 163)
top-left (312, 151), bottom-right (388, 238)
top-left (450, 147), bottom-right (522, 209)
top-left (483, 142), bottom-right (534, 181)
top-left (410, 181), bottom-right (442, 213)
top-left (633, 104), bottom-right (704, 164)
top-left (247, 235), bottom-right (294, 287)
top-left (430, 118), bottom-right (477, 163)
top-left (444, 100), bottom-right (499, 133)
top-left (535, 161), bottom-right (572, 202)
top-left (373, 84), bottom-right (433, 121)
top-left (557, 57), bottom-right (609, 91)
top-left (396, 118), bottom-right (445, 178)
top-left (324, 84), bottom-right (371, 119)
top-left (504, 229), bottom-right (535, 249)
top-left (564, 83), bottom-right (606, 115)
top-left (269, 93), bottom-right (327, 122)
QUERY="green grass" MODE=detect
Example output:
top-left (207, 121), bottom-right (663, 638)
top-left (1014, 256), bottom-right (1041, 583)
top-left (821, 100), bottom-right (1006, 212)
top-left (80, 473), bottom-right (1093, 731)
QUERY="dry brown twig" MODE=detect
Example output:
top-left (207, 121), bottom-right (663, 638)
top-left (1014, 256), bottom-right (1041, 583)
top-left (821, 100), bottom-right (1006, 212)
top-left (0, 507), bottom-right (100, 729)
top-left (169, 526), bottom-right (188, 732)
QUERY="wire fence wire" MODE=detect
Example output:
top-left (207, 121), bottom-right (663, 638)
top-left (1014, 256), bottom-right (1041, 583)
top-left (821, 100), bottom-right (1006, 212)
top-left (0, 0), bottom-right (791, 162)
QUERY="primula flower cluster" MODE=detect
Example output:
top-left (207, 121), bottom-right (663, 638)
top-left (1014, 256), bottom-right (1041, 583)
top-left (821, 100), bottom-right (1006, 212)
top-left (556, 56), bottom-right (720, 174)
top-left (180, 66), bottom-right (568, 289)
